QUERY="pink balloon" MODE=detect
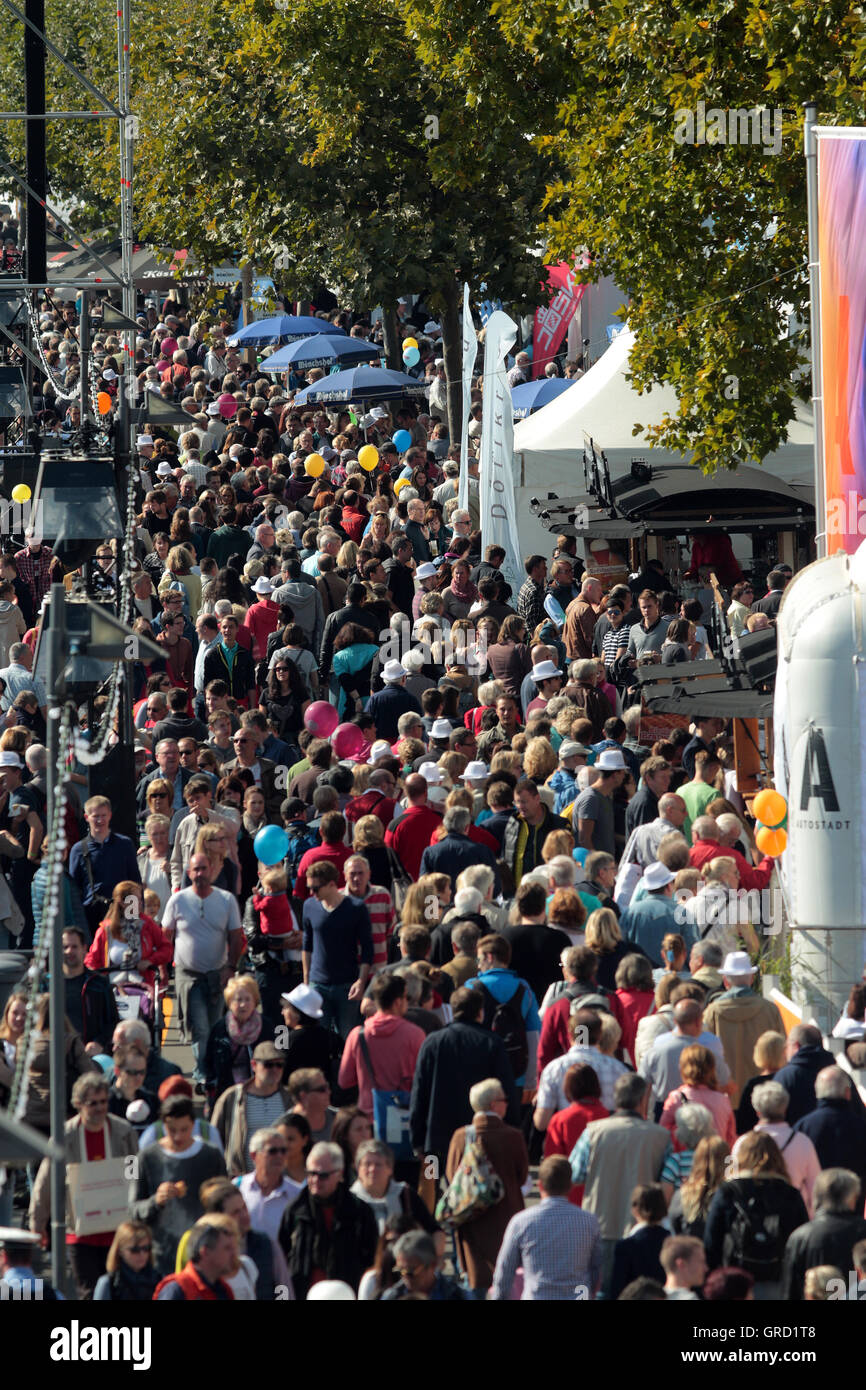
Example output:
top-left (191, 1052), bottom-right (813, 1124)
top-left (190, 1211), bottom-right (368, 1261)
top-left (304, 701), bottom-right (339, 738)
top-left (332, 723), bottom-right (366, 760)
top-left (218, 394), bottom-right (237, 420)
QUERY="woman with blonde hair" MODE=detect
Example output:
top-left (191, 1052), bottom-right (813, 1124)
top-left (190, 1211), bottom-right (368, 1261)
top-left (351, 813), bottom-right (396, 891)
top-left (203, 973), bottom-right (276, 1109)
top-left (704, 1131), bottom-right (808, 1297)
top-left (735, 1030), bottom-right (787, 1134)
top-left (583, 906), bottom-right (632, 991)
top-left (541, 829), bottom-right (576, 865)
top-left (523, 737), bottom-right (558, 807)
top-left (669, 1134), bottom-right (730, 1238)
top-left (401, 873), bottom-right (451, 930)
top-left (162, 544), bottom-right (201, 615)
top-left (184, 820), bottom-right (240, 897)
top-left (94, 1220), bottom-right (158, 1301)
top-left (336, 539), bottom-right (359, 577)
top-left (660, 1044), bottom-right (736, 1147)
top-left (138, 813), bottom-right (172, 920)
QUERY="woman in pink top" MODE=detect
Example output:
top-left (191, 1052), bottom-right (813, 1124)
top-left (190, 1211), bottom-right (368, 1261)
top-left (660, 1044), bottom-right (736, 1150)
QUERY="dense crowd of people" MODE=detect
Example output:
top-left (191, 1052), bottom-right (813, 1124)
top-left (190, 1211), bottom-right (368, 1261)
top-left (1, 287), bottom-right (865, 1306)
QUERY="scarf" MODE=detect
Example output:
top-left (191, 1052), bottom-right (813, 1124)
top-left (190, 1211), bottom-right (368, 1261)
top-left (116, 916), bottom-right (143, 968)
top-left (242, 814), bottom-right (265, 837)
top-left (225, 1009), bottom-right (263, 1084)
top-left (448, 573), bottom-right (477, 605)
top-left (349, 1178), bottom-right (407, 1234)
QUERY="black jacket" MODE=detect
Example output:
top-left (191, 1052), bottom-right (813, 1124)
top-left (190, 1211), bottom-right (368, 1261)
top-left (202, 643), bottom-right (257, 702)
top-left (67, 970), bottom-right (120, 1052)
top-left (609, 1224), bottom-right (667, 1300)
top-left (499, 922), bottom-right (573, 1006)
top-left (781, 1209), bottom-right (866, 1301)
top-left (278, 1183), bottom-right (379, 1300)
top-left (410, 1020), bottom-right (519, 1158)
top-left (704, 1177), bottom-right (808, 1280)
top-left (774, 1045), bottom-right (865, 1124)
top-left (793, 1097), bottom-right (866, 1179)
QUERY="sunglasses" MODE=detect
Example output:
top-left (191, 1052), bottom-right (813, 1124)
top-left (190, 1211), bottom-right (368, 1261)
top-left (149, 791), bottom-right (170, 799)
top-left (258, 1060), bottom-right (284, 1070)
top-left (127, 1244), bottom-right (152, 1255)
top-left (262, 1145), bottom-right (288, 1155)
top-left (306, 1168), bottom-right (338, 1179)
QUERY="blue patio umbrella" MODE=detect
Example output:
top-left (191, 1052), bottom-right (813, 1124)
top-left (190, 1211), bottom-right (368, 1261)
top-left (226, 314), bottom-right (347, 347)
top-left (511, 376), bottom-right (576, 420)
top-left (263, 335), bottom-right (383, 373)
top-left (292, 366), bottom-right (430, 407)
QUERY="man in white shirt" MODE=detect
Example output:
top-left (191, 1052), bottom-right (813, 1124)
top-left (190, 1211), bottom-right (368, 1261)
top-left (163, 853), bottom-right (244, 1085)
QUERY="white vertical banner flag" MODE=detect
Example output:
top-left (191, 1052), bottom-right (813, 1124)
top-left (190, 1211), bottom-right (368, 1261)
top-left (479, 309), bottom-right (523, 598)
top-left (458, 282), bottom-right (476, 513)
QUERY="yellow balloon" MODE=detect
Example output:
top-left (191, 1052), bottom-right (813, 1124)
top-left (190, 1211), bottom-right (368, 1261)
top-left (394, 477), bottom-right (410, 495)
top-left (403, 337), bottom-right (418, 351)
top-left (11, 484), bottom-right (30, 504)
top-left (96, 391), bottom-right (113, 416)
top-left (358, 445), bottom-right (379, 472)
top-left (304, 453), bottom-right (326, 478)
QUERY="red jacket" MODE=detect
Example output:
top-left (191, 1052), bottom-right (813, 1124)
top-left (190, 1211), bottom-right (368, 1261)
top-left (538, 995), bottom-right (573, 1075)
top-left (385, 803), bottom-right (443, 881)
top-left (85, 914), bottom-right (173, 989)
top-left (242, 598), bottom-right (279, 660)
top-left (154, 1263), bottom-right (234, 1301)
top-left (611, 988), bottom-right (655, 1067)
top-left (543, 1098), bottom-right (610, 1205)
top-left (341, 507), bottom-right (368, 545)
top-left (344, 788), bottom-right (398, 830)
top-left (688, 838), bottom-right (774, 892)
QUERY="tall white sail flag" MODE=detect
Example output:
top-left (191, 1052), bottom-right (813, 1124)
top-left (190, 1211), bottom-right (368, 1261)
top-left (479, 309), bottom-right (523, 598)
top-left (458, 283), bottom-right (476, 513)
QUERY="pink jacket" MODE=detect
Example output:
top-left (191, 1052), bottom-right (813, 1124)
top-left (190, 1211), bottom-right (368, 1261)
top-left (660, 1082), bottom-right (737, 1150)
top-left (242, 599), bottom-right (279, 661)
top-left (338, 1011), bottom-right (426, 1117)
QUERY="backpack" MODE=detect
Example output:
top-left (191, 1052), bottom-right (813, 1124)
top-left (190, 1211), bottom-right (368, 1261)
top-left (476, 980), bottom-right (529, 1079)
top-left (435, 1124), bottom-right (505, 1227)
top-left (722, 1179), bottom-right (786, 1280)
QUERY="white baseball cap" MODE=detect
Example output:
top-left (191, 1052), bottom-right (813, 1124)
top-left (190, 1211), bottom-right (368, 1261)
top-left (643, 862), bottom-right (675, 891)
top-left (382, 659), bottom-right (408, 683)
top-left (418, 761), bottom-right (444, 784)
top-left (0, 751), bottom-right (22, 768)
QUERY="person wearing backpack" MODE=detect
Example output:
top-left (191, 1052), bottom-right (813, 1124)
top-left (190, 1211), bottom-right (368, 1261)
top-left (465, 934), bottom-right (542, 1099)
top-left (703, 1130), bottom-right (808, 1299)
top-left (443, 1077), bottom-right (529, 1294)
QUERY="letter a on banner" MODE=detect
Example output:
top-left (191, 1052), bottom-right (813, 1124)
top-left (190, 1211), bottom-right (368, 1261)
top-left (479, 310), bottom-right (523, 599)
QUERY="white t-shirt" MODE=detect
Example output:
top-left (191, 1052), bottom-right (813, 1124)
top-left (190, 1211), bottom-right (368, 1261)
top-left (163, 886), bottom-right (242, 973)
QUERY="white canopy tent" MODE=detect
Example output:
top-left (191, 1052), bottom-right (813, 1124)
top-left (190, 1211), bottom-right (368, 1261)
top-left (511, 327), bottom-right (815, 556)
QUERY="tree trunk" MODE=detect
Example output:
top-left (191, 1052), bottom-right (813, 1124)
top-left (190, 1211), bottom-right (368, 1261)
top-left (240, 263), bottom-right (256, 370)
top-left (439, 276), bottom-right (462, 446)
top-left (381, 304), bottom-right (402, 372)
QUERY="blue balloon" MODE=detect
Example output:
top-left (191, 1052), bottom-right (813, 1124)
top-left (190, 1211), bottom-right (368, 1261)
top-left (402, 345), bottom-right (420, 367)
top-left (254, 824), bottom-right (290, 866)
top-left (393, 428), bottom-right (413, 452)
top-left (572, 847), bottom-right (589, 866)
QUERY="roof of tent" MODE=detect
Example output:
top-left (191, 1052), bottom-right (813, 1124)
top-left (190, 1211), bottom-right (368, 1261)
top-left (513, 328), bottom-right (815, 496)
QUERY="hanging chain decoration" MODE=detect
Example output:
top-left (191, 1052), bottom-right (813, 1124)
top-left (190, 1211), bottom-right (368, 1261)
top-left (8, 704), bottom-right (77, 1120)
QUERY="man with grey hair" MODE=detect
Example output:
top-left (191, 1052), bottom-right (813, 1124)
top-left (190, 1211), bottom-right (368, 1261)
top-left (570, 1072), bottom-right (671, 1295)
top-left (277, 1139), bottom-right (379, 1299)
top-left (617, 793), bottom-right (689, 902)
top-left (733, 1080), bottom-right (820, 1213)
top-left (419, 803), bottom-right (499, 890)
top-left (155, 1215), bottom-right (238, 1300)
top-left (781, 1168), bottom-right (866, 1301)
top-left (793, 1065), bottom-right (866, 1181)
top-left (381, 1229), bottom-right (471, 1300)
top-left (688, 939), bottom-right (725, 1001)
top-left (433, 459), bottom-right (460, 505)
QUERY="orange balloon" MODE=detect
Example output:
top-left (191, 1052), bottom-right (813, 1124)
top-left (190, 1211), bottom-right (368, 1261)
top-left (96, 391), bottom-right (113, 415)
top-left (752, 788), bottom-right (786, 827)
top-left (755, 825), bottom-right (787, 857)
